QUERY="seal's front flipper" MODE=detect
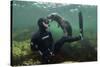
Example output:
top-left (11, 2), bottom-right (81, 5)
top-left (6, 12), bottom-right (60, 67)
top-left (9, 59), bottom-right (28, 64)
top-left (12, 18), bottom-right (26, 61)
top-left (79, 11), bottom-right (84, 40)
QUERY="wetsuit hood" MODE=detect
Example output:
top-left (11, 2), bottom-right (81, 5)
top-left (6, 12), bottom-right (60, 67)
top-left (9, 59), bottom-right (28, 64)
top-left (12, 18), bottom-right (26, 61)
top-left (38, 18), bottom-right (49, 32)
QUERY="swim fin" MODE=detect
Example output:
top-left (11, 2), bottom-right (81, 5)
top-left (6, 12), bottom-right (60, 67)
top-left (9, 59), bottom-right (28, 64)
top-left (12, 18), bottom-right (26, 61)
top-left (79, 11), bottom-right (83, 40)
top-left (79, 11), bottom-right (84, 39)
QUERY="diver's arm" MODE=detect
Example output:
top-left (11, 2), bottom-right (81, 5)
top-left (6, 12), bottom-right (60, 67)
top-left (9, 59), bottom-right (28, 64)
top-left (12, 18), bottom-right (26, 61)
top-left (48, 32), bottom-right (54, 52)
top-left (30, 34), bottom-right (39, 51)
top-left (49, 32), bottom-right (54, 43)
top-left (30, 42), bottom-right (39, 51)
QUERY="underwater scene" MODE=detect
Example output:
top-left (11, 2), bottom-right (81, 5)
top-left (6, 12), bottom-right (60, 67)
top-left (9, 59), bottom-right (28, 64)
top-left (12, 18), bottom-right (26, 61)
top-left (11, 1), bottom-right (97, 66)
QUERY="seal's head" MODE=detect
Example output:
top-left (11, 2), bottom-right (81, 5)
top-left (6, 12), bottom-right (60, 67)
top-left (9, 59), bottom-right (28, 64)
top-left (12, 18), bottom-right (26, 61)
top-left (47, 13), bottom-right (62, 22)
top-left (47, 13), bottom-right (58, 21)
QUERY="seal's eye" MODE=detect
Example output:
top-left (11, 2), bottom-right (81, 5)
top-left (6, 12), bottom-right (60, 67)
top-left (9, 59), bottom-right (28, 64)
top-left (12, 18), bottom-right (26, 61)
top-left (50, 15), bottom-right (55, 20)
top-left (51, 14), bottom-right (54, 17)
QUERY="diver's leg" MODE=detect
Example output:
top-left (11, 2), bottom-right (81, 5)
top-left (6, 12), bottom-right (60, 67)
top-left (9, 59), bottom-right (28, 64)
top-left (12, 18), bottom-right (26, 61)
top-left (64, 35), bottom-right (81, 42)
top-left (53, 35), bottom-right (81, 54)
top-left (40, 49), bottom-right (52, 64)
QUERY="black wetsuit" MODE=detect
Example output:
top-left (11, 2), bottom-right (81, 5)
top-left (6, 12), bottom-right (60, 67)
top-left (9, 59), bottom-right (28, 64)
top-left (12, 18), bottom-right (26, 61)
top-left (30, 18), bottom-right (53, 64)
top-left (31, 30), bottom-right (53, 64)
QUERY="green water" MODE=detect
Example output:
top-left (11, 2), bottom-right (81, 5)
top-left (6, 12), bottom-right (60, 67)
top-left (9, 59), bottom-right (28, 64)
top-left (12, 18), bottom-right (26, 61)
top-left (11, 1), bottom-right (97, 65)
top-left (12, 1), bottom-right (97, 41)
